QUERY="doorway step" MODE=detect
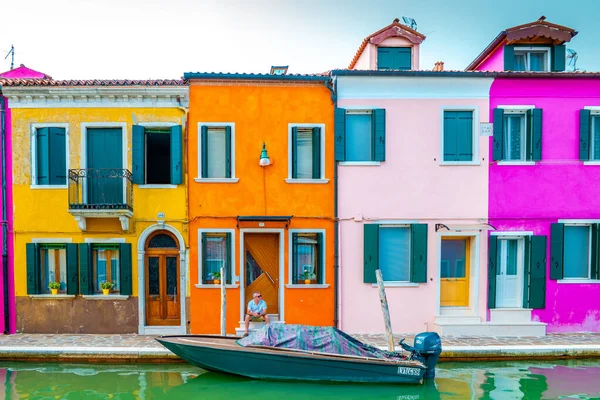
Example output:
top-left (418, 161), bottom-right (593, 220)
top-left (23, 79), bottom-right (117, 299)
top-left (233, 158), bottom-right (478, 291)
top-left (235, 314), bottom-right (282, 337)
top-left (433, 310), bottom-right (546, 337)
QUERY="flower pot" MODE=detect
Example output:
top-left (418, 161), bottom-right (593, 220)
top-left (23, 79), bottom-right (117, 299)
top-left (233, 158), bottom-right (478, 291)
top-left (102, 288), bottom-right (110, 295)
top-left (214, 279), bottom-right (220, 285)
top-left (304, 279), bottom-right (311, 284)
top-left (51, 288), bottom-right (58, 295)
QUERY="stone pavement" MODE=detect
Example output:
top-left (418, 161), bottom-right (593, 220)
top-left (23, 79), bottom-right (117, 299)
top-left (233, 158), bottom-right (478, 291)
top-left (1, 332), bottom-right (600, 362)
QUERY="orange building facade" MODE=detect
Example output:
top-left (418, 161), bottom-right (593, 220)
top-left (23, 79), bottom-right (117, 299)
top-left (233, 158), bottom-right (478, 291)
top-left (185, 73), bottom-right (335, 335)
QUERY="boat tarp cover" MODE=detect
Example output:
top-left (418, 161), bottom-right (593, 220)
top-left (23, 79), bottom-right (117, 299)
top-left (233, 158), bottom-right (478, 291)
top-left (236, 324), bottom-right (407, 361)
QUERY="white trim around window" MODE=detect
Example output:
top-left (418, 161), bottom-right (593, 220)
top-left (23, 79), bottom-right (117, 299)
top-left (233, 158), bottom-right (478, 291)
top-left (195, 229), bottom-right (239, 288)
top-left (286, 229), bottom-right (329, 288)
top-left (495, 106), bottom-right (536, 165)
top-left (80, 123), bottom-right (128, 173)
top-left (439, 106), bottom-right (480, 166)
top-left (195, 122), bottom-right (238, 183)
top-left (137, 121), bottom-right (180, 188)
top-left (287, 123), bottom-right (327, 182)
top-left (30, 123), bottom-right (70, 189)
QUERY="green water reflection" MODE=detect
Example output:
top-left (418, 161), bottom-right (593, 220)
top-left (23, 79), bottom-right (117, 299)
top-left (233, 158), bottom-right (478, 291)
top-left (2, 359), bottom-right (600, 399)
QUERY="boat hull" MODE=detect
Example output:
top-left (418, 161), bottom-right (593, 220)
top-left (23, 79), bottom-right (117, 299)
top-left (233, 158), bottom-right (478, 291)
top-left (157, 335), bottom-right (426, 384)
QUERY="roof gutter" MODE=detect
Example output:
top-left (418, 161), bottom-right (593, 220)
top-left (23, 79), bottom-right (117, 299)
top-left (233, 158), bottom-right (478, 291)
top-left (331, 70), bottom-right (497, 78)
top-left (184, 73), bottom-right (329, 81)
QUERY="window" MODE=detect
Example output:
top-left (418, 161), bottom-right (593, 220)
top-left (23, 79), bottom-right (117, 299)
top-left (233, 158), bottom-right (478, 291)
top-left (579, 110), bottom-right (600, 161)
top-left (550, 223), bottom-right (600, 281)
top-left (514, 49), bottom-right (549, 72)
top-left (132, 125), bottom-right (183, 185)
top-left (40, 245), bottom-right (67, 294)
top-left (25, 243), bottom-right (77, 295)
top-left (443, 111), bottom-right (474, 162)
top-left (200, 125), bottom-right (232, 179)
top-left (200, 232), bottom-right (232, 284)
top-left (32, 126), bottom-right (67, 186)
top-left (92, 245), bottom-right (120, 294)
top-left (291, 232), bottom-right (324, 284)
top-left (290, 126), bottom-right (322, 179)
top-left (492, 108), bottom-right (543, 162)
top-left (377, 47), bottom-right (412, 70)
top-left (335, 109), bottom-right (386, 162)
top-left (363, 224), bottom-right (427, 284)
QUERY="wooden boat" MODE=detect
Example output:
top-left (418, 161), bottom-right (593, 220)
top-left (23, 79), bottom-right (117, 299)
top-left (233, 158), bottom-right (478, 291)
top-left (156, 334), bottom-right (428, 384)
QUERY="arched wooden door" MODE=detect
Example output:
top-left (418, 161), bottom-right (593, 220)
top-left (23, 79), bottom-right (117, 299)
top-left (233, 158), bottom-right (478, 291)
top-left (145, 231), bottom-right (180, 326)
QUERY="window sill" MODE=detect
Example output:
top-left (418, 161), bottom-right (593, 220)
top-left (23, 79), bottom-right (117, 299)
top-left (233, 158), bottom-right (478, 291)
top-left (285, 284), bottom-right (330, 289)
top-left (439, 161), bottom-right (480, 166)
top-left (338, 161), bottom-right (381, 166)
top-left (82, 295), bottom-right (130, 300)
top-left (285, 179), bottom-right (330, 184)
top-left (138, 184), bottom-right (177, 189)
top-left (496, 161), bottom-right (536, 166)
top-left (557, 279), bottom-right (600, 284)
top-left (583, 161), bottom-right (600, 166)
top-left (195, 284), bottom-right (240, 289)
top-left (370, 282), bottom-right (419, 288)
top-left (29, 294), bottom-right (75, 299)
top-left (194, 178), bottom-right (239, 183)
top-left (30, 185), bottom-right (68, 190)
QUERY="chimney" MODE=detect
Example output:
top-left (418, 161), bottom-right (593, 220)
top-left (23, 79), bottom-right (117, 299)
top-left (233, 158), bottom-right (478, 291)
top-left (433, 61), bottom-right (444, 71)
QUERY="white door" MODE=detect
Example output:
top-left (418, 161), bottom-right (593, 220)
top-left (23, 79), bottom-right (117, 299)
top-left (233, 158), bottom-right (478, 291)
top-left (496, 238), bottom-right (524, 308)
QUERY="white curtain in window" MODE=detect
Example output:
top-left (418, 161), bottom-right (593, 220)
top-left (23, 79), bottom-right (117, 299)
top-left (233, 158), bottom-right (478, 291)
top-left (207, 129), bottom-right (227, 178)
top-left (111, 252), bottom-right (120, 290)
top-left (97, 250), bottom-right (107, 289)
top-left (529, 52), bottom-right (546, 72)
top-left (379, 227), bottom-right (410, 281)
top-left (514, 54), bottom-right (526, 71)
top-left (296, 130), bottom-right (313, 179)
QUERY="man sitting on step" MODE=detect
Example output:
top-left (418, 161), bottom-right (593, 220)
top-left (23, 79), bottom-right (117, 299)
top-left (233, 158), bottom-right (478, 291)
top-left (243, 291), bottom-right (270, 337)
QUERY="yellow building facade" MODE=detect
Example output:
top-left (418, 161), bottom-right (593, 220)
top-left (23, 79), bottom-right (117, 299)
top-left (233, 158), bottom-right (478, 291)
top-left (4, 80), bottom-right (190, 334)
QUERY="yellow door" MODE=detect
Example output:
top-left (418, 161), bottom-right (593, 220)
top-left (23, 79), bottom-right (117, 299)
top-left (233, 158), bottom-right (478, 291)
top-left (440, 237), bottom-right (470, 307)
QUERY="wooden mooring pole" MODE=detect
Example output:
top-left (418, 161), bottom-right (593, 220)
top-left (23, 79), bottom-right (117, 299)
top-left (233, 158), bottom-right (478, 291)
top-left (220, 266), bottom-right (226, 336)
top-left (375, 269), bottom-right (395, 352)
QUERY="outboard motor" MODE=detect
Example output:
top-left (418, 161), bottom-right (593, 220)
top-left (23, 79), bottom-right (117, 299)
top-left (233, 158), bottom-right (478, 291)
top-left (399, 332), bottom-right (442, 379)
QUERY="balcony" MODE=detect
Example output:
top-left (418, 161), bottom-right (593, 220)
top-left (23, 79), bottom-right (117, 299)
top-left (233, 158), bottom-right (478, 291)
top-left (68, 168), bottom-right (133, 231)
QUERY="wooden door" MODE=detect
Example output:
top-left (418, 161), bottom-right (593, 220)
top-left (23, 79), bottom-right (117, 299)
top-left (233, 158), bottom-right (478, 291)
top-left (244, 233), bottom-right (279, 315)
top-left (145, 232), bottom-right (180, 326)
top-left (440, 237), bottom-right (470, 307)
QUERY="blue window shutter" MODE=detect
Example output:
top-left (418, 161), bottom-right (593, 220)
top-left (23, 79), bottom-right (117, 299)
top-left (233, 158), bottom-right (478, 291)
top-left (457, 112), bottom-right (473, 161)
top-left (36, 128), bottom-right (50, 185)
top-left (225, 126), bottom-right (232, 178)
top-left (395, 48), bottom-right (412, 70)
top-left (201, 126), bottom-right (208, 178)
top-left (377, 48), bottom-right (393, 70)
top-left (66, 243), bottom-right (79, 295)
top-left (334, 108), bottom-right (346, 161)
top-left (201, 233), bottom-right (207, 283)
top-left (363, 224), bottom-right (379, 283)
top-left (79, 243), bottom-right (92, 295)
top-left (49, 127), bottom-right (66, 185)
top-left (317, 232), bottom-right (324, 284)
top-left (493, 108), bottom-right (504, 161)
top-left (531, 109), bottom-right (543, 161)
top-left (26, 243), bottom-right (40, 294)
top-left (291, 127), bottom-right (298, 178)
top-left (131, 125), bottom-right (145, 184)
top-left (312, 127), bottom-right (321, 179)
top-left (410, 224), bottom-right (428, 283)
top-left (580, 109), bottom-right (591, 161)
top-left (591, 224), bottom-right (600, 280)
top-left (488, 235), bottom-right (498, 309)
top-left (550, 223), bottom-right (564, 280)
top-left (522, 236), bottom-right (531, 308)
top-left (373, 109), bottom-right (386, 161)
top-left (529, 235), bottom-right (547, 309)
top-left (443, 112), bottom-right (458, 161)
top-left (292, 233), bottom-right (299, 283)
top-left (377, 47), bottom-right (411, 70)
top-left (170, 125), bottom-right (183, 185)
top-left (552, 45), bottom-right (566, 72)
top-left (225, 233), bottom-right (232, 284)
top-left (119, 243), bottom-right (133, 296)
top-left (504, 45), bottom-right (515, 71)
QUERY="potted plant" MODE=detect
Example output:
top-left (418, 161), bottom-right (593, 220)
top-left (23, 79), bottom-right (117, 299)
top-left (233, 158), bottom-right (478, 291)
top-left (210, 272), bottom-right (221, 285)
top-left (100, 281), bottom-right (114, 295)
top-left (301, 271), bottom-right (316, 285)
top-left (48, 281), bottom-right (60, 295)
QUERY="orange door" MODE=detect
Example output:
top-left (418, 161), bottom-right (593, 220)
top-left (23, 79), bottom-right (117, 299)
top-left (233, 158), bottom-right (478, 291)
top-left (244, 233), bottom-right (279, 314)
top-left (440, 237), bottom-right (470, 307)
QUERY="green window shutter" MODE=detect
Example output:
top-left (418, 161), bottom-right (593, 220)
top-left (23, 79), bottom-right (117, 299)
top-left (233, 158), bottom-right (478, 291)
top-left (580, 109), bottom-right (591, 161)
top-left (201, 233), bottom-right (207, 283)
top-left (201, 126), bottom-right (208, 178)
top-left (444, 111), bottom-right (473, 162)
top-left (552, 45), bottom-right (566, 72)
top-left (36, 127), bottom-right (50, 185)
top-left (119, 243), bottom-right (133, 296)
top-left (225, 126), bottom-right (232, 179)
top-left (504, 45), bottom-right (515, 71)
top-left (66, 243), bottom-right (79, 295)
top-left (531, 109), bottom-right (543, 161)
top-left (334, 108), bottom-right (346, 161)
top-left (377, 48), bottom-right (393, 70)
top-left (492, 108), bottom-right (504, 161)
top-left (292, 233), bottom-right (299, 283)
top-left (170, 125), bottom-right (183, 185)
top-left (488, 236), bottom-right (498, 309)
top-left (317, 232), bottom-right (324, 284)
top-left (410, 224), bottom-right (428, 283)
top-left (291, 127), bottom-right (299, 179)
top-left (550, 223), bottom-right (564, 280)
top-left (443, 111), bottom-right (458, 161)
top-left (372, 109), bottom-right (386, 162)
top-left (591, 224), bottom-right (600, 280)
top-left (312, 127), bottom-right (321, 179)
top-left (26, 243), bottom-right (40, 294)
top-left (78, 243), bottom-right (92, 295)
top-left (131, 125), bottom-right (145, 185)
top-left (529, 235), bottom-right (547, 309)
top-left (225, 232), bottom-right (232, 284)
top-left (363, 224), bottom-right (379, 283)
top-left (49, 127), bottom-right (67, 185)
top-left (522, 236), bottom-right (531, 308)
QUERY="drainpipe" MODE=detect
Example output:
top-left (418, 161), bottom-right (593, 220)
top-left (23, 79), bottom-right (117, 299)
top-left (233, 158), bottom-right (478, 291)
top-left (1, 95), bottom-right (8, 333)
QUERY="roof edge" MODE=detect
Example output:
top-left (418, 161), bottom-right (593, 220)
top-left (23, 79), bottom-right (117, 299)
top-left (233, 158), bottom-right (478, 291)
top-left (183, 72), bottom-right (329, 81)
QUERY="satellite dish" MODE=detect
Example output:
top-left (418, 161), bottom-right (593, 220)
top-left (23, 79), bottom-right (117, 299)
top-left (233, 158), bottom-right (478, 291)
top-left (401, 16), bottom-right (417, 31)
top-left (567, 48), bottom-right (578, 71)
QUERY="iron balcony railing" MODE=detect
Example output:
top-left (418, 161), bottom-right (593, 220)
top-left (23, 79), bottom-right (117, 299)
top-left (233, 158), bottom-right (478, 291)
top-left (68, 169), bottom-right (133, 211)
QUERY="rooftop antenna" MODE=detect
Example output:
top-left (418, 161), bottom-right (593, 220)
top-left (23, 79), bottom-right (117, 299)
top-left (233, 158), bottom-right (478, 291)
top-left (567, 48), bottom-right (578, 71)
top-left (4, 45), bottom-right (14, 70)
top-left (401, 16), bottom-right (417, 31)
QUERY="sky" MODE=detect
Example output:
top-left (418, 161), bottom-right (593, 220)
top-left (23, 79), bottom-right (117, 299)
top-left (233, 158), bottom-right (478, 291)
top-left (1, 0), bottom-right (598, 79)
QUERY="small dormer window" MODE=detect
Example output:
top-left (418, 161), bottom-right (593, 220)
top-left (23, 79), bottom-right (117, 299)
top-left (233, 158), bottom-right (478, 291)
top-left (377, 47), bottom-right (411, 70)
top-left (513, 47), bottom-right (550, 72)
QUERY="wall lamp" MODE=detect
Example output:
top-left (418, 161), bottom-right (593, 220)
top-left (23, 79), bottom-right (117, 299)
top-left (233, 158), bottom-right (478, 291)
top-left (259, 142), bottom-right (271, 167)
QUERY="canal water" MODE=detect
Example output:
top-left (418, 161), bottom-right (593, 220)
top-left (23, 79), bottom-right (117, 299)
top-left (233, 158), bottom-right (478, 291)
top-left (2, 359), bottom-right (600, 399)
